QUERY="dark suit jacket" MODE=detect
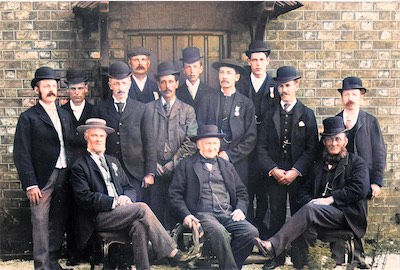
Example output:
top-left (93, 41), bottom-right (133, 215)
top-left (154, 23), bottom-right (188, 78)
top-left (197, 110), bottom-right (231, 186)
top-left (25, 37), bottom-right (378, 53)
top-left (13, 103), bottom-right (74, 190)
top-left (91, 97), bottom-right (157, 182)
top-left (176, 82), bottom-right (214, 112)
top-left (168, 152), bottom-right (249, 222)
top-left (257, 100), bottom-right (318, 176)
top-left (337, 110), bottom-right (386, 187)
top-left (62, 100), bottom-right (94, 161)
top-left (197, 91), bottom-right (257, 165)
top-left (238, 72), bottom-right (280, 120)
top-left (297, 153), bottom-right (369, 239)
top-left (71, 153), bottom-right (136, 249)
top-left (128, 76), bottom-right (159, 104)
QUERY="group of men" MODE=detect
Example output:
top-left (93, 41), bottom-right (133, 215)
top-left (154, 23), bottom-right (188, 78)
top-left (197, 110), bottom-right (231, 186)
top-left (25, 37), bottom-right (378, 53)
top-left (13, 40), bottom-right (386, 270)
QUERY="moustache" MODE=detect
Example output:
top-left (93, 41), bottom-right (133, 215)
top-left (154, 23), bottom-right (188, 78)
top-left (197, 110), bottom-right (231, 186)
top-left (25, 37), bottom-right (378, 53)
top-left (220, 80), bottom-right (229, 84)
top-left (46, 92), bottom-right (56, 97)
top-left (345, 101), bottom-right (355, 106)
top-left (136, 66), bottom-right (145, 70)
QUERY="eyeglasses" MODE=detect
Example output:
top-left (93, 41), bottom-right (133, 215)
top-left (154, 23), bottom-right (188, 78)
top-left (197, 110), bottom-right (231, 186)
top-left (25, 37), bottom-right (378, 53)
top-left (323, 136), bottom-right (344, 144)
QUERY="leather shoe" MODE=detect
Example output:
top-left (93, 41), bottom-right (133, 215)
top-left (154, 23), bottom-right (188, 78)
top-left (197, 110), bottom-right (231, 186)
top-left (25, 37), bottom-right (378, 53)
top-left (168, 250), bottom-right (200, 266)
top-left (253, 237), bottom-right (275, 260)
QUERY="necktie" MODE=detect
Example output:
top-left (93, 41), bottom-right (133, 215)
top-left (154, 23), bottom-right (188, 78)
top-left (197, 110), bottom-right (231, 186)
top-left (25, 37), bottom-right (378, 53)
top-left (99, 155), bottom-right (108, 172)
top-left (164, 101), bottom-right (171, 116)
top-left (345, 119), bottom-right (352, 129)
top-left (116, 102), bottom-right (124, 115)
top-left (283, 103), bottom-right (290, 112)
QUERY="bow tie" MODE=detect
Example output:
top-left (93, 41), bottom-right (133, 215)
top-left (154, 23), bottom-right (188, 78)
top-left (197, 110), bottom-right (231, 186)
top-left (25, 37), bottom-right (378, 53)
top-left (200, 156), bottom-right (217, 164)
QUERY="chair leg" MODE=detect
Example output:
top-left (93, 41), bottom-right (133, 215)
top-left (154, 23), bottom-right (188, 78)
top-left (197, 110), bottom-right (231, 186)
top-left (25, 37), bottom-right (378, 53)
top-left (345, 237), bottom-right (355, 270)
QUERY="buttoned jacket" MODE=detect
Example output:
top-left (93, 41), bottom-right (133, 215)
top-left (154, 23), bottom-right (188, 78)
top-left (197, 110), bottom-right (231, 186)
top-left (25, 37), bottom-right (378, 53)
top-left (257, 100), bottom-right (318, 176)
top-left (176, 82), bottom-right (214, 112)
top-left (91, 97), bottom-right (157, 180)
top-left (128, 76), bottom-right (159, 103)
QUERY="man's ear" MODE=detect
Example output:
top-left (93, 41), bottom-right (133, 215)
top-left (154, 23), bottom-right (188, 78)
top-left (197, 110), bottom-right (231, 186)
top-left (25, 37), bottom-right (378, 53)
top-left (235, 73), bottom-right (240, 82)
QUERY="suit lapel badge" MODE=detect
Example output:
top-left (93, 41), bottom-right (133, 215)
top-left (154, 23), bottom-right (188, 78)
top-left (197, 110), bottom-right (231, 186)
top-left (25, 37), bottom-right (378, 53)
top-left (234, 105), bottom-right (240, 117)
top-left (269, 87), bottom-right (275, 98)
top-left (111, 162), bottom-right (119, 176)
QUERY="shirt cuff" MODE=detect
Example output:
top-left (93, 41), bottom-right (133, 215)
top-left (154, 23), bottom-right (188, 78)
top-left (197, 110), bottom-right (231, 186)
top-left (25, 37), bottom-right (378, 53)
top-left (268, 167), bottom-right (278, 176)
top-left (26, 185), bottom-right (38, 191)
top-left (291, 167), bottom-right (302, 177)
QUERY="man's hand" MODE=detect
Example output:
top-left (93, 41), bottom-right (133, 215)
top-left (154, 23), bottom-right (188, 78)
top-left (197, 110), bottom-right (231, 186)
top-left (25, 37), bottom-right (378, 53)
top-left (309, 196), bottom-right (334, 205)
top-left (142, 173), bottom-right (155, 188)
top-left (116, 195), bottom-right (133, 207)
top-left (156, 163), bottom-right (164, 176)
top-left (271, 168), bottom-right (286, 182)
top-left (218, 151), bottom-right (229, 161)
top-left (370, 184), bottom-right (381, 199)
top-left (183, 214), bottom-right (200, 229)
top-left (162, 161), bottom-right (174, 175)
top-left (277, 169), bottom-right (299, 185)
top-left (230, 209), bottom-right (246, 222)
top-left (26, 187), bottom-right (42, 205)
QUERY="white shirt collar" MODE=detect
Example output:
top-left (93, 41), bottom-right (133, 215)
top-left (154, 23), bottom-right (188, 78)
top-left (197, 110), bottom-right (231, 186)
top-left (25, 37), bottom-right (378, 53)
top-left (220, 88), bottom-right (236, 97)
top-left (186, 79), bottom-right (200, 98)
top-left (70, 100), bottom-right (85, 111)
top-left (39, 100), bottom-right (57, 111)
top-left (161, 96), bottom-right (176, 107)
top-left (132, 75), bottom-right (147, 92)
top-left (280, 99), bottom-right (297, 112)
top-left (343, 109), bottom-right (360, 127)
top-left (250, 73), bottom-right (267, 93)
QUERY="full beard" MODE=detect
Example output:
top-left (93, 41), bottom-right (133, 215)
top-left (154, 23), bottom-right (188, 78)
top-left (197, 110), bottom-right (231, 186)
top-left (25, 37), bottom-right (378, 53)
top-left (322, 147), bottom-right (347, 164)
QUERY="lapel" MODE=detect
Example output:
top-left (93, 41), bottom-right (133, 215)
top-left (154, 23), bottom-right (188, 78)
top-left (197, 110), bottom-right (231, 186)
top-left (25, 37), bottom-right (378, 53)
top-left (272, 106), bottom-right (281, 140)
top-left (169, 99), bottom-right (181, 119)
top-left (120, 98), bottom-right (136, 121)
top-left (333, 154), bottom-right (349, 185)
top-left (155, 99), bottom-right (167, 119)
top-left (85, 153), bottom-right (102, 179)
top-left (193, 154), bottom-right (204, 188)
top-left (106, 97), bottom-right (121, 121)
top-left (36, 103), bottom-right (55, 128)
top-left (229, 92), bottom-right (244, 120)
top-left (291, 101), bottom-right (304, 134)
top-left (355, 110), bottom-right (366, 132)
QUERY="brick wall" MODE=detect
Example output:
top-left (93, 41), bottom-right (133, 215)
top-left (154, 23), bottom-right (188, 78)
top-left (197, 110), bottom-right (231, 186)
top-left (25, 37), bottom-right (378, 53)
top-left (261, 1), bottom-right (400, 242)
top-left (0, 0), bottom-right (399, 258)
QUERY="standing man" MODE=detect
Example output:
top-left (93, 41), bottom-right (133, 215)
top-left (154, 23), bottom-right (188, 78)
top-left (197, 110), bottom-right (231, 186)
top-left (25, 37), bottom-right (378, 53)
top-left (197, 59), bottom-right (257, 186)
top-left (127, 46), bottom-right (159, 103)
top-left (169, 125), bottom-right (259, 269)
top-left (146, 61), bottom-right (198, 229)
top-left (62, 67), bottom-right (94, 160)
top-left (91, 61), bottom-right (157, 202)
top-left (254, 116), bottom-right (370, 269)
top-left (176, 46), bottom-right (213, 112)
top-left (13, 66), bottom-right (74, 270)
top-left (333, 76), bottom-right (387, 268)
top-left (242, 40), bottom-right (280, 233)
top-left (257, 66), bottom-right (318, 268)
top-left (71, 118), bottom-right (197, 270)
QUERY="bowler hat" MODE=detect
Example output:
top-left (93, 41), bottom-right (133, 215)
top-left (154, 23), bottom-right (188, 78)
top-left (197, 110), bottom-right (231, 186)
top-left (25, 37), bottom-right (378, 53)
top-left (31, 66), bottom-right (60, 88)
top-left (154, 61), bottom-right (180, 80)
top-left (274, 66), bottom-right (301, 84)
top-left (338, 76), bottom-right (367, 94)
top-left (127, 46), bottom-right (151, 58)
top-left (212, 58), bottom-right (247, 74)
top-left (245, 40), bottom-right (271, 58)
top-left (190, 125), bottom-right (225, 142)
top-left (320, 116), bottom-right (348, 137)
top-left (180, 47), bottom-right (203, 64)
top-left (76, 118), bottom-right (115, 134)
top-left (65, 68), bottom-right (88, 85)
top-left (109, 61), bottom-right (132, 79)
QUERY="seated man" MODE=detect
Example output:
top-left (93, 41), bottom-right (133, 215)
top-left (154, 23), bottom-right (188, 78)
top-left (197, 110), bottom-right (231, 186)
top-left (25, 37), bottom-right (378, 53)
top-left (254, 116), bottom-right (370, 269)
top-left (70, 118), bottom-right (196, 270)
top-left (169, 125), bottom-right (259, 270)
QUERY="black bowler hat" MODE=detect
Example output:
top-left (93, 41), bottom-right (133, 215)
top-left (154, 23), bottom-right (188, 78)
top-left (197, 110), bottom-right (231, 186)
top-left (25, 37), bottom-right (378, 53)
top-left (190, 125), bottom-right (225, 142)
top-left (245, 40), bottom-right (271, 58)
top-left (127, 46), bottom-right (151, 58)
top-left (77, 118), bottom-right (115, 134)
top-left (108, 61), bottom-right (132, 79)
top-left (274, 66), bottom-right (301, 84)
top-left (154, 61), bottom-right (180, 80)
top-left (338, 76), bottom-right (367, 94)
top-left (180, 47), bottom-right (203, 64)
top-left (212, 58), bottom-right (247, 74)
top-left (31, 66), bottom-right (60, 88)
top-left (65, 68), bottom-right (88, 85)
top-left (320, 116), bottom-right (348, 137)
